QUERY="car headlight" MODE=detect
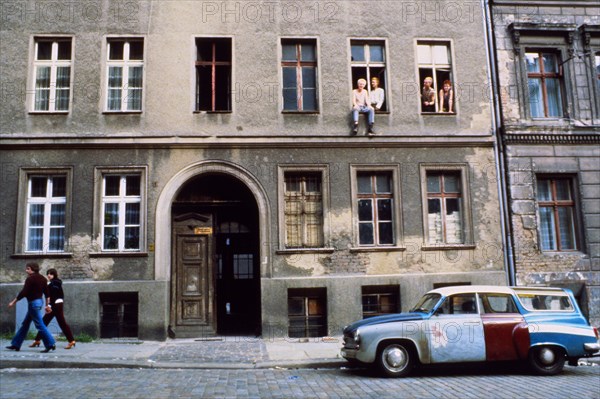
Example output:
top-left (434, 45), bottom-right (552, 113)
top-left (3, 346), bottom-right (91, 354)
top-left (353, 329), bottom-right (361, 344)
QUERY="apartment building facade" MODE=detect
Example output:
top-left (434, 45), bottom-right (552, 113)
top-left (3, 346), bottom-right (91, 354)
top-left (0, 1), bottom-right (506, 340)
top-left (489, 0), bottom-right (600, 326)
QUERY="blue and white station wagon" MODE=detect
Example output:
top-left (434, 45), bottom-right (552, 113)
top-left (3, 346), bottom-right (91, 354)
top-left (341, 285), bottom-right (600, 377)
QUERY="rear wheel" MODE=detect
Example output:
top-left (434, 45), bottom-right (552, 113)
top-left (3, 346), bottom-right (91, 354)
top-left (376, 342), bottom-right (414, 377)
top-left (528, 346), bottom-right (565, 375)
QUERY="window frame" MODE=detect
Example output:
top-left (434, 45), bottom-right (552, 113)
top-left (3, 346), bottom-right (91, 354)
top-left (93, 167), bottom-right (147, 254)
top-left (194, 36), bottom-right (233, 113)
top-left (29, 36), bottom-right (73, 113)
top-left (349, 38), bottom-right (389, 112)
top-left (15, 167), bottom-right (73, 255)
top-left (103, 37), bottom-right (145, 113)
top-left (280, 38), bottom-right (319, 113)
top-left (350, 165), bottom-right (402, 249)
top-left (535, 175), bottom-right (582, 252)
top-left (415, 39), bottom-right (456, 115)
top-left (361, 285), bottom-right (400, 319)
top-left (581, 25), bottom-right (600, 122)
top-left (524, 49), bottom-right (566, 119)
top-left (509, 23), bottom-right (576, 122)
top-left (420, 164), bottom-right (473, 249)
top-left (277, 165), bottom-right (331, 252)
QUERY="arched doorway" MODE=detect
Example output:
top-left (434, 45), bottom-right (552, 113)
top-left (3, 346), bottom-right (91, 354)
top-left (170, 172), bottom-right (261, 337)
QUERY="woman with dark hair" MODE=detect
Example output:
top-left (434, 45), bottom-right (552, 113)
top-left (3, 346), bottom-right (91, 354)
top-left (439, 79), bottom-right (455, 113)
top-left (29, 268), bottom-right (76, 349)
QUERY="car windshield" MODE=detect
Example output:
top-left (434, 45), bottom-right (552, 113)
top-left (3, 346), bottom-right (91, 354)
top-left (410, 293), bottom-right (441, 313)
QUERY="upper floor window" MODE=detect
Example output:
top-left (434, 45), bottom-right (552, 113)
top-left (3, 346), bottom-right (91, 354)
top-left (595, 51), bottom-right (600, 94)
top-left (351, 41), bottom-right (387, 111)
top-left (417, 41), bottom-right (454, 113)
top-left (31, 38), bottom-right (72, 112)
top-left (102, 174), bottom-right (142, 251)
top-left (195, 38), bottom-right (232, 112)
top-left (26, 175), bottom-right (67, 252)
top-left (536, 176), bottom-right (579, 251)
top-left (283, 172), bottom-right (323, 248)
top-left (281, 39), bottom-right (318, 112)
top-left (106, 39), bottom-right (144, 112)
top-left (357, 172), bottom-right (394, 246)
top-left (526, 51), bottom-right (565, 118)
top-left (426, 172), bottom-right (463, 244)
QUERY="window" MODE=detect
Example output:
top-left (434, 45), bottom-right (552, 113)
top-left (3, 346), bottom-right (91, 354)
top-left (106, 39), bottom-right (144, 111)
top-left (362, 286), bottom-right (399, 318)
top-left (351, 41), bottom-right (387, 111)
top-left (536, 176), bottom-right (579, 251)
top-left (288, 288), bottom-right (326, 338)
top-left (283, 172), bottom-right (323, 248)
top-left (281, 39), bottom-right (318, 111)
top-left (439, 294), bottom-right (477, 315)
top-left (515, 289), bottom-right (574, 312)
top-left (426, 172), bottom-right (463, 244)
top-left (196, 38), bottom-right (232, 112)
top-left (101, 174), bottom-right (142, 251)
top-left (25, 175), bottom-right (67, 252)
top-left (417, 41), bottom-right (454, 113)
top-left (357, 172), bottom-right (394, 246)
top-left (526, 51), bottom-right (565, 118)
top-left (595, 51), bottom-right (600, 95)
top-left (478, 294), bottom-right (518, 314)
top-left (31, 38), bottom-right (72, 112)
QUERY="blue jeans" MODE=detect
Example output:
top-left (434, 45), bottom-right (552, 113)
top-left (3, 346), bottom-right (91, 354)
top-left (352, 106), bottom-right (375, 124)
top-left (11, 298), bottom-right (56, 349)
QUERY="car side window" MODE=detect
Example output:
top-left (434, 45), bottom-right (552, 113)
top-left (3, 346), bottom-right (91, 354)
top-left (479, 294), bottom-right (519, 314)
top-left (439, 294), bottom-right (477, 315)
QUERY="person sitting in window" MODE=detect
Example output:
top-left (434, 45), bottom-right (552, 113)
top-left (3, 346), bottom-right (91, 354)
top-left (439, 79), bottom-right (455, 113)
top-left (370, 77), bottom-right (385, 111)
top-left (421, 77), bottom-right (436, 112)
top-left (352, 78), bottom-right (375, 136)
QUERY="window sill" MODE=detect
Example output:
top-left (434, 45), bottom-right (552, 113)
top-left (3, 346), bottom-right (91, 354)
top-left (421, 112), bottom-right (456, 116)
top-left (421, 244), bottom-right (476, 251)
top-left (102, 111), bottom-right (143, 115)
top-left (11, 253), bottom-right (73, 259)
top-left (28, 111), bottom-right (69, 115)
top-left (276, 248), bottom-right (335, 255)
top-left (281, 111), bottom-right (320, 114)
top-left (193, 110), bottom-right (232, 114)
top-left (89, 252), bottom-right (148, 257)
top-left (349, 246), bottom-right (406, 253)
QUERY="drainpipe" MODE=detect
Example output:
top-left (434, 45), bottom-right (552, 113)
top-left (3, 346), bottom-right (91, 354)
top-left (482, 0), bottom-right (516, 286)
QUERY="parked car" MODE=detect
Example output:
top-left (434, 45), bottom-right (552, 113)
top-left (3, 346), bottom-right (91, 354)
top-left (341, 285), bottom-right (599, 377)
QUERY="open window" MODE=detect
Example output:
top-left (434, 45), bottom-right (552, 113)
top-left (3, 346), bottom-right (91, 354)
top-left (195, 38), bottom-right (232, 112)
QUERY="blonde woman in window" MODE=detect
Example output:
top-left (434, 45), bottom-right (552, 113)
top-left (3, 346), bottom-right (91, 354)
top-left (439, 80), bottom-right (455, 113)
top-left (352, 78), bottom-right (375, 136)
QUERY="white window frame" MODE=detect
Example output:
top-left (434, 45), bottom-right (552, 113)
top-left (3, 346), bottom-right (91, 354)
top-left (420, 164), bottom-right (473, 248)
top-left (15, 168), bottom-right (72, 255)
top-left (30, 37), bottom-right (73, 113)
top-left (94, 167), bottom-right (147, 253)
top-left (104, 38), bottom-right (145, 112)
top-left (350, 165), bottom-right (402, 249)
top-left (415, 40), bottom-right (455, 113)
top-left (349, 39), bottom-right (389, 112)
top-left (277, 165), bottom-right (331, 252)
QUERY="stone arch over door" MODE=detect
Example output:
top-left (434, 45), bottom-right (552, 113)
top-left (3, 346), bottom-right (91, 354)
top-left (155, 160), bottom-right (271, 282)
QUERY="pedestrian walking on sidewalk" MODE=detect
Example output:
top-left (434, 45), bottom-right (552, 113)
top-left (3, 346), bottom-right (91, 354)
top-left (6, 262), bottom-right (56, 353)
top-left (29, 268), bottom-right (76, 350)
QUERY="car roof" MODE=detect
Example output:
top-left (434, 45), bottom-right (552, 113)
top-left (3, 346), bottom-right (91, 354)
top-left (428, 285), bottom-right (566, 296)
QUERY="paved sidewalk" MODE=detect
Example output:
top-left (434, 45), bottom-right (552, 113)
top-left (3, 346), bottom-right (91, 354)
top-left (0, 336), bottom-right (345, 370)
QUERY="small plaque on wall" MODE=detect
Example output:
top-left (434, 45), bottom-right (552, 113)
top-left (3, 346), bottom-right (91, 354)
top-left (194, 227), bottom-right (213, 235)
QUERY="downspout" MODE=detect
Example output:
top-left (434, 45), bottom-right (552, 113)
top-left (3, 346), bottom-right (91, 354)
top-left (482, 0), bottom-right (516, 285)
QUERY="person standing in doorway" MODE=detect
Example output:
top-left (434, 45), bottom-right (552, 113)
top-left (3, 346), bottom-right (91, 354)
top-left (29, 268), bottom-right (76, 350)
top-left (6, 262), bottom-right (56, 353)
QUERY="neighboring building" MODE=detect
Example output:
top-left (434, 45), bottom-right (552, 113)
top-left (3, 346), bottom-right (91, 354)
top-left (488, 0), bottom-right (600, 326)
top-left (0, 1), bottom-right (505, 340)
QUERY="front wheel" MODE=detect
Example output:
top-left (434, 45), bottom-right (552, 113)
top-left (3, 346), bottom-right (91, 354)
top-left (376, 342), bottom-right (414, 377)
top-left (528, 346), bottom-right (565, 375)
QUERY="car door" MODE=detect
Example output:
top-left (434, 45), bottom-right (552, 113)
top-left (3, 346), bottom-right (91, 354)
top-left (428, 293), bottom-right (486, 363)
top-left (479, 293), bottom-right (530, 361)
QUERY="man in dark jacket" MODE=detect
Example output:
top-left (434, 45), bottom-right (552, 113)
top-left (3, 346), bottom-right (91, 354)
top-left (6, 262), bottom-right (56, 352)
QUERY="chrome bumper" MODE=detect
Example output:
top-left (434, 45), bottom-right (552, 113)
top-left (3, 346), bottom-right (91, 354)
top-left (584, 342), bottom-right (600, 353)
top-left (341, 348), bottom-right (357, 359)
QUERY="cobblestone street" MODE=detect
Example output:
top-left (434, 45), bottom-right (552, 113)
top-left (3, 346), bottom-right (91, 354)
top-left (1, 365), bottom-right (598, 399)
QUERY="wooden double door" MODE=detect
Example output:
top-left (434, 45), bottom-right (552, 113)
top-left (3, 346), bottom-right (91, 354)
top-left (171, 212), bottom-right (260, 337)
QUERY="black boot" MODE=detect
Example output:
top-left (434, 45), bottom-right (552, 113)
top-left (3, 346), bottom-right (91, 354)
top-left (367, 124), bottom-right (375, 136)
top-left (351, 123), bottom-right (358, 135)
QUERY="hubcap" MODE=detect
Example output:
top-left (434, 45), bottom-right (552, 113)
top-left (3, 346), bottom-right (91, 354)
top-left (385, 347), bottom-right (407, 369)
top-left (539, 347), bottom-right (556, 365)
